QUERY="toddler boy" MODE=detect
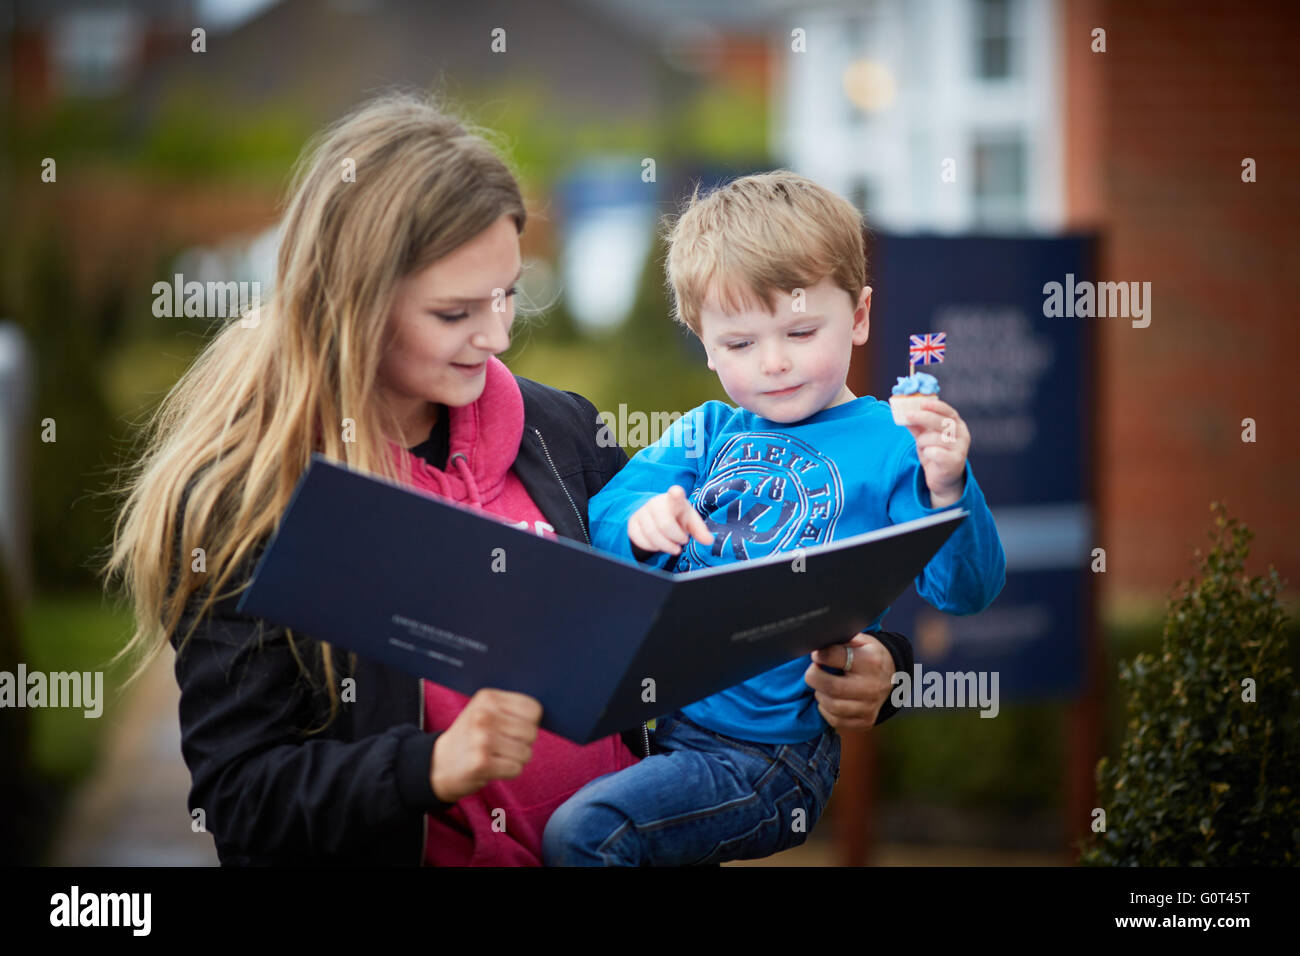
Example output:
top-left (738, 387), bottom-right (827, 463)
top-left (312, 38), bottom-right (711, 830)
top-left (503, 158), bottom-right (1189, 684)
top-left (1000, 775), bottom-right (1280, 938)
top-left (542, 171), bottom-right (1006, 866)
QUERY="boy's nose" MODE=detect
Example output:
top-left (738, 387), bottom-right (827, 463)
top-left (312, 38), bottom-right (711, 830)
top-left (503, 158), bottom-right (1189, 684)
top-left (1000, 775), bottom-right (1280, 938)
top-left (760, 346), bottom-right (790, 375)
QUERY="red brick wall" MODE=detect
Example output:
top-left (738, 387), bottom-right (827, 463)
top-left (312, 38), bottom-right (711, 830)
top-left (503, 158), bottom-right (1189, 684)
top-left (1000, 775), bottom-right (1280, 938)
top-left (1064, 0), bottom-right (1300, 606)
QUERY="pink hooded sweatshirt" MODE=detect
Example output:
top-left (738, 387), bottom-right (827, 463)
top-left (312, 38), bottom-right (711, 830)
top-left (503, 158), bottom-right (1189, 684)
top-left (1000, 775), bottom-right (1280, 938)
top-left (387, 356), bottom-right (639, 866)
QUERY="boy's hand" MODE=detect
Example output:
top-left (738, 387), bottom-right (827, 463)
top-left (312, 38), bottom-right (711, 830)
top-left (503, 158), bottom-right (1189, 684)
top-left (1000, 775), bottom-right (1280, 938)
top-left (904, 397), bottom-right (970, 509)
top-left (628, 485), bottom-right (715, 556)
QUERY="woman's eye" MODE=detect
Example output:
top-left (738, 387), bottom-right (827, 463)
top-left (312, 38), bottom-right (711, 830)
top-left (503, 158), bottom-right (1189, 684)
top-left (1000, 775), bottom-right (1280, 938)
top-left (433, 287), bottom-right (517, 322)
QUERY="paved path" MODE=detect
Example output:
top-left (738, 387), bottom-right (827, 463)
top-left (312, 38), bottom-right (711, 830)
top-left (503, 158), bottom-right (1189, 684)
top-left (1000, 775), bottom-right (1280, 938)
top-left (49, 645), bottom-right (218, 865)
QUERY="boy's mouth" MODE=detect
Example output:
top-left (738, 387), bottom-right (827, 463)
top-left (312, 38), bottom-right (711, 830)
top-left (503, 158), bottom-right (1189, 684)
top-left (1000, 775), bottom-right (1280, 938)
top-left (764, 384), bottom-right (802, 397)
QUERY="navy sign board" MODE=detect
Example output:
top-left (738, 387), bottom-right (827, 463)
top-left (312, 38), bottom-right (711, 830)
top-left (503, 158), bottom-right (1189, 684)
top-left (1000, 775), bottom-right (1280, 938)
top-left (869, 234), bottom-right (1095, 702)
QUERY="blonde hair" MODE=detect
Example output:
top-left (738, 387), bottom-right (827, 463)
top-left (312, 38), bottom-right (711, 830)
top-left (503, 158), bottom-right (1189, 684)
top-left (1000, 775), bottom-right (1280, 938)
top-left (664, 170), bottom-right (866, 336)
top-left (100, 90), bottom-right (526, 731)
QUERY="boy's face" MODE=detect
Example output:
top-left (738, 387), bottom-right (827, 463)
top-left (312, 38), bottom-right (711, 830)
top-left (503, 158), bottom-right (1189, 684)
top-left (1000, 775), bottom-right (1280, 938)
top-left (698, 276), bottom-right (871, 424)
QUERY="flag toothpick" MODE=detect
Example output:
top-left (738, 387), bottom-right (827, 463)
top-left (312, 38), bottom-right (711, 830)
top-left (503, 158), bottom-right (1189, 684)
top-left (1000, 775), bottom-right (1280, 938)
top-left (908, 332), bottom-right (946, 371)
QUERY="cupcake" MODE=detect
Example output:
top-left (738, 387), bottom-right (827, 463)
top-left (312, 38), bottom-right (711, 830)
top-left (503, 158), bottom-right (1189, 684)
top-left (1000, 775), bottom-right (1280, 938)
top-left (890, 372), bottom-right (939, 426)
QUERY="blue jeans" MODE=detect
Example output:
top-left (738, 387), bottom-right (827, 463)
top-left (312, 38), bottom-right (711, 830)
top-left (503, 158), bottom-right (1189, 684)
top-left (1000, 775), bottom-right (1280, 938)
top-left (541, 710), bottom-right (840, 866)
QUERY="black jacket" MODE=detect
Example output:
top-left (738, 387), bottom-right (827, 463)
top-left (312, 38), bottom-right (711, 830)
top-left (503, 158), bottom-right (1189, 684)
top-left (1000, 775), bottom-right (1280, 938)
top-left (170, 376), bottom-right (914, 865)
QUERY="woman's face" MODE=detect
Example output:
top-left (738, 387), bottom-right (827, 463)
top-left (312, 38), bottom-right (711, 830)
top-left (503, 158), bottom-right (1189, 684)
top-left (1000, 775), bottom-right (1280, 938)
top-left (378, 214), bottom-right (522, 440)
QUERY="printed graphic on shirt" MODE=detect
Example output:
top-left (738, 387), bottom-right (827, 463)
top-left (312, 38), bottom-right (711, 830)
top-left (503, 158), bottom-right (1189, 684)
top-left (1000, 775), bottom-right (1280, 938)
top-left (510, 518), bottom-right (556, 538)
top-left (674, 432), bottom-right (843, 572)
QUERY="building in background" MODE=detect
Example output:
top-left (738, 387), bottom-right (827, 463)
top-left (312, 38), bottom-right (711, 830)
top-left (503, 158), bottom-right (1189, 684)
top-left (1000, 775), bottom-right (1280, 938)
top-left (776, 0), bottom-right (1064, 233)
top-left (7, 0), bottom-right (200, 108)
top-left (766, 0), bottom-right (1298, 608)
top-left (1060, 0), bottom-right (1297, 610)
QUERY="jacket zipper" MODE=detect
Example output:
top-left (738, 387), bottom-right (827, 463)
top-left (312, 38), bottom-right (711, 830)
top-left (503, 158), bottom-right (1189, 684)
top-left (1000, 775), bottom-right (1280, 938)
top-left (531, 426), bottom-right (651, 761)
top-left (530, 426), bottom-right (589, 544)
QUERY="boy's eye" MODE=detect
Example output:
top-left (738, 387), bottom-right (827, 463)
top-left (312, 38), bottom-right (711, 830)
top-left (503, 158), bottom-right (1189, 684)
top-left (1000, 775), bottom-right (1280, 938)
top-left (725, 341), bottom-right (751, 351)
top-left (790, 329), bottom-right (815, 338)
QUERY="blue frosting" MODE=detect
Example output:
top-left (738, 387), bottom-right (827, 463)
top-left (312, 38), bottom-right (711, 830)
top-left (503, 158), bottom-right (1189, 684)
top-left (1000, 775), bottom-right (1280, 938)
top-left (892, 372), bottom-right (940, 396)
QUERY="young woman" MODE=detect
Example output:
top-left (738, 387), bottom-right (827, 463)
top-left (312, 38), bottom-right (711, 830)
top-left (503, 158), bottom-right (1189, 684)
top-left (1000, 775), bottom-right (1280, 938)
top-left (102, 92), bottom-right (914, 865)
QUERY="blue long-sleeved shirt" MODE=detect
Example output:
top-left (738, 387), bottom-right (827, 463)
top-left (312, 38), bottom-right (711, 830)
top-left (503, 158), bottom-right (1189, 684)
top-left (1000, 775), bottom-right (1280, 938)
top-left (588, 395), bottom-right (1007, 743)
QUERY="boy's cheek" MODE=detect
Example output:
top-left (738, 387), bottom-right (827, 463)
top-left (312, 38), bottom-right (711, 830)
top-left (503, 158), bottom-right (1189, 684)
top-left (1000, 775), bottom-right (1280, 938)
top-left (712, 366), bottom-right (746, 399)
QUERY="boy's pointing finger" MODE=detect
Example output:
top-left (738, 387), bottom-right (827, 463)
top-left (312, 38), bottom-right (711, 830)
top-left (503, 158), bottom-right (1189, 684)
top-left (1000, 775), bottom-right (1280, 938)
top-left (685, 508), bottom-right (714, 545)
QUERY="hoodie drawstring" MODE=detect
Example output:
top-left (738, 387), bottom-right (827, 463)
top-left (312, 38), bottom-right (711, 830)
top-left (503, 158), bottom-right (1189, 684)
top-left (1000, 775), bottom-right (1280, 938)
top-left (450, 452), bottom-right (483, 509)
top-left (415, 455), bottom-right (451, 499)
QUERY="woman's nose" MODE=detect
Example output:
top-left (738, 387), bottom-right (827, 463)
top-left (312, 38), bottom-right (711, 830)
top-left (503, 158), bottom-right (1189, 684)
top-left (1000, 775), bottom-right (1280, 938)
top-left (472, 310), bottom-right (512, 354)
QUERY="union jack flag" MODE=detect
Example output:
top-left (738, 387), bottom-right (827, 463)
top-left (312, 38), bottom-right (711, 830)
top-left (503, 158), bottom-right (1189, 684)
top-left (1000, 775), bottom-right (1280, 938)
top-left (909, 332), bottom-right (946, 365)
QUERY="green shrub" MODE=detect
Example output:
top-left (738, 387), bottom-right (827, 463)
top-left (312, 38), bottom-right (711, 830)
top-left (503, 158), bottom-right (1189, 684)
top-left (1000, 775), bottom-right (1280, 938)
top-left (1081, 503), bottom-right (1299, 865)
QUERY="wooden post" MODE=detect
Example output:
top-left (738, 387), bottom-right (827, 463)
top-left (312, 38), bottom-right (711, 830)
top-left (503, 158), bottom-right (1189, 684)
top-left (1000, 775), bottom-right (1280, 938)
top-left (836, 729), bottom-right (877, 866)
top-left (1066, 579), bottom-right (1103, 860)
top-left (1065, 244), bottom-right (1103, 861)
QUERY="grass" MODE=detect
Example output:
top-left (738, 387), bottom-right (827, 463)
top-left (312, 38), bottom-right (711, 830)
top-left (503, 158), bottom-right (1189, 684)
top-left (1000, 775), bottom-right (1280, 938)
top-left (19, 591), bottom-right (138, 784)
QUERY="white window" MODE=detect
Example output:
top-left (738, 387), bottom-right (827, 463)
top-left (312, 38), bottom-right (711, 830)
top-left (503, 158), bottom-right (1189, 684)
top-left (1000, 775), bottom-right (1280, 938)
top-left (972, 131), bottom-right (1028, 229)
top-left (973, 0), bottom-right (1018, 80)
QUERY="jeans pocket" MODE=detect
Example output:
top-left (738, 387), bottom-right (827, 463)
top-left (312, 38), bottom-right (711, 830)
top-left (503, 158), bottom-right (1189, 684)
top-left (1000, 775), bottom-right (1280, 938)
top-left (781, 734), bottom-right (837, 810)
top-left (810, 730), bottom-right (840, 778)
top-left (773, 780), bottom-right (817, 855)
top-left (695, 776), bottom-right (808, 865)
top-left (781, 773), bottom-right (830, 851)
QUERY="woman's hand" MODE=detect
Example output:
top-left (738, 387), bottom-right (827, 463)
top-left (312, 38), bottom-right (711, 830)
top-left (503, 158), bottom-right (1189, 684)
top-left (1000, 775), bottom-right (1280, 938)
top-left (803, 632), bottom-right (895, 732)
top-left (430, 688), bottom-right (543, 803)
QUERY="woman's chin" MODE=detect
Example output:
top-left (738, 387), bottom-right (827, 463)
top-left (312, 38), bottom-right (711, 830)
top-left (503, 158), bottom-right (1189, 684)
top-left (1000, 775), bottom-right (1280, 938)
top-left (437, 380), bottom-right (486, 406)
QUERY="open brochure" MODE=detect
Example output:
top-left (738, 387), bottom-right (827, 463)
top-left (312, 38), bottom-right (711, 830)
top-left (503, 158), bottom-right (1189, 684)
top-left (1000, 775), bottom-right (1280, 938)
top-left (238, 454), bottom-right (967, 744)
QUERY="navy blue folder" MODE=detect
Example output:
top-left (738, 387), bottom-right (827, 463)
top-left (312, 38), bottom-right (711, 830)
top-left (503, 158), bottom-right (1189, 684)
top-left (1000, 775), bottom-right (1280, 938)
top-left (237, 454), bottom-right (967, 744)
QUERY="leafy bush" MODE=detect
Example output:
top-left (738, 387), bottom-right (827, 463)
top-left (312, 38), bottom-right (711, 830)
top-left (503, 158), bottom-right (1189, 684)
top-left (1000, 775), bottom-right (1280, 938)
top-left (1081, 503), bottom-right (1299, 865)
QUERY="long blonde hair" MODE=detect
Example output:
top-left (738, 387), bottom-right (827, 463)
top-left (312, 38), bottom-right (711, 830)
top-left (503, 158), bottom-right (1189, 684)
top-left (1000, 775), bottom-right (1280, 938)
top-left (101, 90), bottom-right (526, 730)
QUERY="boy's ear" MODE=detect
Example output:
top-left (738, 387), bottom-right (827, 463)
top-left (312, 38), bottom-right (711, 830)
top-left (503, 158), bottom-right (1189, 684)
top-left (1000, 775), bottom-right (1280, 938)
top-left (852, 285), bottom-right (872, 345)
